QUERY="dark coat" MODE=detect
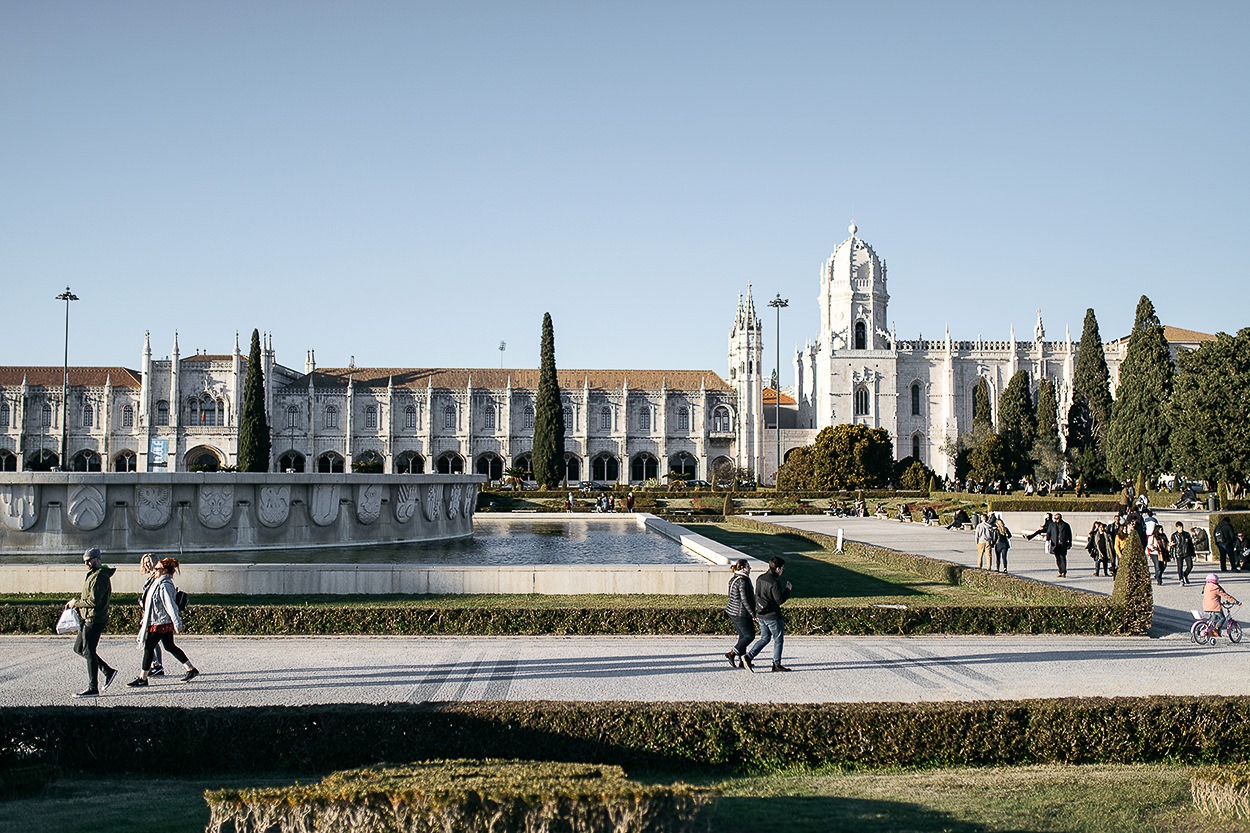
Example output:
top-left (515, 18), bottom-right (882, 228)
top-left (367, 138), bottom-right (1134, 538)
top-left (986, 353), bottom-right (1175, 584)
top-left (754, 569), bottom-right (791, 620)
top-left (1048, 520), bottom-right (1073, 554)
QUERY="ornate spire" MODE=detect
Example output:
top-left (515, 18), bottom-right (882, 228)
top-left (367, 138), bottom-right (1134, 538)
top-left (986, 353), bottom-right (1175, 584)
top-left (1035, 309), bottom-right (1045, 342)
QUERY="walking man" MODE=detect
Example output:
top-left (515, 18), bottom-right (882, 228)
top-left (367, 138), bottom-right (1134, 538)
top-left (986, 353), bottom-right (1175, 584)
top-left (1214, 516), bottom-right (1236, 572)
top-left (1048, 512), bottom-right (1074, 577)
top-left (66, 547), bottom-right (118, 698)
top-left (1171, 522), bottom-right (1196, 586)
top-left (742, 556), bottom-right (793, 673)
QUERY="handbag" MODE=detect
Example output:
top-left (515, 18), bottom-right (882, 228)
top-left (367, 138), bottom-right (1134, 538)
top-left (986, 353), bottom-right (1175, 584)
top-left (56, 607), bottom-right (82, 635)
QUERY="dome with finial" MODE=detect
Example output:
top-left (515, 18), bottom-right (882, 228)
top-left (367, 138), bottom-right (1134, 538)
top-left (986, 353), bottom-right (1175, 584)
top-left (848, 219), bottom-right (857, 236)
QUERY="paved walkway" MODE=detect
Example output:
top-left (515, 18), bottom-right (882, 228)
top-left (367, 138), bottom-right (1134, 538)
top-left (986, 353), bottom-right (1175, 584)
top-left (1, 632), bottom-right (1247, 708)
top-left (770, 510), bottom-right (1235, 636)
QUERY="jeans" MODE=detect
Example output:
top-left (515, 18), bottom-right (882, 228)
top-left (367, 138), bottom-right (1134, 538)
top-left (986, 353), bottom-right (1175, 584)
top-left (728, 613), bottom-right (755, 657)
top-left (1149, 554), bottom-right (1165, 583)
top-left (1175, 554), bottom-right (1193, 583)
top-left (994, 544), bottom-right (1009, 572)
top-left (72, 617), bottom-right (113, 689)
top-left (1053, 545), bottom-right (1069, 576)
top-left (748, 616), bottom-right (785, 665)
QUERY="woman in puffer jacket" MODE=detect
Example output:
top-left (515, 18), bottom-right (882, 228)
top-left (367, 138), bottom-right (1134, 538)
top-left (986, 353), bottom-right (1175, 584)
top-left (126, 557), bottom-right (199, 687)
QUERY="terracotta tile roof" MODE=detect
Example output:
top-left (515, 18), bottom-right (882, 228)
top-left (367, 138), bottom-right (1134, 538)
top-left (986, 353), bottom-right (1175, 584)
top-left (1162, 325), bottom-right (1217, 344)
top-left (763, 387), bottom-right (796, 406)
top-left (285, 368), bottom-right (732, 392)
top-left (0, 366), bottom-right (141, 388)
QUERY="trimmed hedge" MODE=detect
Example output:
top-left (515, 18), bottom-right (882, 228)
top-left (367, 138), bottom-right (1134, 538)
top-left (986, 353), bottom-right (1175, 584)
top-left (985, 497), bottom-right (1122, 514)
top-left (5, 699), bottom-right (1250, 776)
top-left (725, 517), bottom-right (1150, 635)
top-left (205, 760), bottom-right (707, 833)
top-left (0, 764), bottom-right (59, 800)
top-left (1193, 763), bottom-right (1250, 819)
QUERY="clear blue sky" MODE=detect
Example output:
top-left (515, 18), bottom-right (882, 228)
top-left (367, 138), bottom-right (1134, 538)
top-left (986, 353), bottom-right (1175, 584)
top-left (3, 2), bottom-right (1247, 385)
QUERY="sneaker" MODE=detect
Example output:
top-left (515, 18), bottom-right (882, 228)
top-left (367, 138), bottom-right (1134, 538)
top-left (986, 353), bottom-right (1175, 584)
top-left (740, 654), bottom-right (755, 673)
top-left (126, 678), bottom-right (148, 688)
top-left (149, 665), bottom-right (165, 677)
top-left (771, 664), bottom-right (793, 673)
top-left (73, 688), bottom-right (99, 698)
top-left (724, 650), bottom-right (738, 668)
top-left (102, 667), bottom-right (118, 690)
top-left (181, 667), bottom-right (200, 683)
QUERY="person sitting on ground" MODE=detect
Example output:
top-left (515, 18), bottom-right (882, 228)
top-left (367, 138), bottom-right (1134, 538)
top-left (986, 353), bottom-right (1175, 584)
top-left (946, 508), bottom-right (971, 530)
top-left (1203, 574), bottom-right (1240, 635)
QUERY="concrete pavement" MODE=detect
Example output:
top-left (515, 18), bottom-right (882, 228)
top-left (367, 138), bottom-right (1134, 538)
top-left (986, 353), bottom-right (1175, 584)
top-left (1, 632), bottom-right (1246, 708)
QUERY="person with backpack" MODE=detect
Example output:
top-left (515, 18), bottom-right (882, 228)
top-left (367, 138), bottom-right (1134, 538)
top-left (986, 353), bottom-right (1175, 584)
top-left (136, 553), bottom-right (165, 677)
top-left (1047, 512), bottom-right (1074, 577)
top-left (723, 559), bottom-right (756, 669)
top-left (66, 547), bottom-right (119, 698)
top-left (1213, 516), bottom-right (1236, 572)
top-left (127, 557), bottom-right (199, 688)
top-left (992, 513), bottom-right (1012, 573)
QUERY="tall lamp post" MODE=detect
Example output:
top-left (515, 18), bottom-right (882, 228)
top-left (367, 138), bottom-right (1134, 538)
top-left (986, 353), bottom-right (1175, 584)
top-left (55, 287), bottom-right (79, 470)
top-left (767, 294), bottom-right (788, 487)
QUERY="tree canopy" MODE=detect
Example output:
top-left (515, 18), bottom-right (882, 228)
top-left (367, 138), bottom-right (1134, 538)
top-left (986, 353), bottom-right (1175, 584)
top-left (996, 369), bottom-right (1037, 479)
top-left (1169, 328), bottom-right (1250, 490)
top-left (531, 312), bottom-right (566, 488)
top-left (237, 329), bottom-right (271, 472)
top-left (1108, 295), bottom-right (1174, 482)
top-left (776, 423), bottom-right (894, 491)
top-left (1068, 308), bottom-right (1113, 484)
top-left (972, 377), bottom-right (993, 435)
top-left (1033, 377), bottom-right (1064, 483)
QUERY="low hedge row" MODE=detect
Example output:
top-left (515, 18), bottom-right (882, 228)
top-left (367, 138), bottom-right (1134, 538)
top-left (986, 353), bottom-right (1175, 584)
top-left (0, 600), bottom-right (1127, 636)
top-left (1193, 763), bottom-right (1250, 819)
top-left (725, 517), bottom-right (1152, 635)
top-left (0, 764), bottom-right (59, 800)
top-left (5, 698), bottom-right (1248, 775)
top-left (205, 760), bottom-right (707, 833)
top-left (984, 497), bottom-right (1123, 514)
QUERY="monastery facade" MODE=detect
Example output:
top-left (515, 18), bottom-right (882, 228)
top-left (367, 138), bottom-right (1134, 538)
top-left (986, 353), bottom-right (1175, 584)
top-left (0, 225), bottom-right (1211, 482)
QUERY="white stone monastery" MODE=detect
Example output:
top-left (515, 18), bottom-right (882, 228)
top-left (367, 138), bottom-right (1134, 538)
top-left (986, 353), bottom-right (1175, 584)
top-left (0, 224), bottom-right (1212, 483)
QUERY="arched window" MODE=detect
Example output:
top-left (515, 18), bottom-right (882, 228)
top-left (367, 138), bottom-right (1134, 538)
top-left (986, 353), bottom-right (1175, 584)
top-left (41, 402), bottom-right (52, 428)
top-left (114, 450), bottom-right (137, 472)
top-left (0, 402), bottom-right (7, 429)
top-left (443, 405), bottom-right (456, 430)
top-left (563, 406), bottom-right (572, 430)
top-left (591, 453), bottom-right (619, 482)
top-left (639, 408), bottom-right (651, 433)
top-left (600, 407), bottom-right (611, 430)
top-left (396, 451), bottom-right (425, 474)
top-left (678, 407), bottom-right (689, 431)
top-left (405, 405), bottom-right (417, 430)
top-left (286, 405), bottom-right (299, 429)
top-left (122, 405), bottom-right (134, 428)
top-left (475, 453), bottom-right (504, 480)
top-left (484, 404), bottom-right (496, 432)
top-left (631, 453), bottom-right (658, 482)
top-left (365, 405), bottom-right (378, 430)
top-left (0, 449), bottom-right (15, 472)
top-left (156, 401), bottom-right (169, 426)
top-left (436, 452), bottom-right (464, 474)
top-left (317, 451), bottom-right (345, 473)
top-left (911, 383), bottom-right (922, 416)
top-left (325, 405), bottom-right (338, 429)
top-left (854, 387), bottom-right (870, 416)
top-left (912, 433), bottom-right (923, 461)
top-left (563, 453), bottom-right (581, 482)
top-left (82, 404), bottom-right (94, 428)
top-left (524, 405), bottom-right (535, 430)
top-left (712, 406), bottom-right (731, 433)
top-left (855, 321), bottom-right (868, 350)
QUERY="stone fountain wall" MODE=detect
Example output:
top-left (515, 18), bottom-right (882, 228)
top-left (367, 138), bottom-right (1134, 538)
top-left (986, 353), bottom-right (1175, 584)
top-left (0, 473), bottom-right (484, 556)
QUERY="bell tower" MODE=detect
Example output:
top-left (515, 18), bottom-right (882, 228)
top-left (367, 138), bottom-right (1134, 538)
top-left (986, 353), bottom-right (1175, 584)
top-left (819, 221), bottom-right (890, 353)
top-left (727, 284), bottom-right (763, 478)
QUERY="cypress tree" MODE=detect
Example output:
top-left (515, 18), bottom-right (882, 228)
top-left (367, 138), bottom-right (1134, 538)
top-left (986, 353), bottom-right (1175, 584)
top-left (972, 377), bottom-right (993, 435)
top-left (1107, 295), bottom-right (1174, 483)
top-left (1169, 328), bottom-right (1250, 489)
top-left (996, 369), bottom-right (1037, 479)
top-left (237, 329), bottom-right (272, 472)
top-left (1067, 308), bottom-right (1113, 484)
top-left (1033, 377), bottom-right (1063, 483)
top-left (531, 312), bottom-right (566, 488)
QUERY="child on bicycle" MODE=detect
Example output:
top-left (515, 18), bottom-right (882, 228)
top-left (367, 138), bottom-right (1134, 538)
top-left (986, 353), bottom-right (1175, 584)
top-left (1203, 574), bottom-right (1240, 634)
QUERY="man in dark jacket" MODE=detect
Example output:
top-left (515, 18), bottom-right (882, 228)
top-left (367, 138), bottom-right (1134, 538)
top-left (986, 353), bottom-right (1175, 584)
top-left (1047, 512), bottom-right (1074, 577)
top-left (66, 547), bottom-right (118, 698)
top-left (742, 556), bottom-right (793, 673)
top-left (1214, 517), bottom-right (1237, 572)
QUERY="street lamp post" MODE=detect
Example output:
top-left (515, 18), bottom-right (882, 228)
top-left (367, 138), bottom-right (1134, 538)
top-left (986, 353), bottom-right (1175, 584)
top-left (767, 294), bottom-right (788, 487)
top-left (55, 287), bottom-right (79, 470)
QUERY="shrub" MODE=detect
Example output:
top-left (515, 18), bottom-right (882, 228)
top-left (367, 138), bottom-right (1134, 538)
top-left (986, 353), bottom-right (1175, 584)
top-left (1193, 763), bottom-right (1250, 819)
top-left (205, 760), bottom-right (708, 833)
top-left (1110, 527), bottom-right (1153, 634)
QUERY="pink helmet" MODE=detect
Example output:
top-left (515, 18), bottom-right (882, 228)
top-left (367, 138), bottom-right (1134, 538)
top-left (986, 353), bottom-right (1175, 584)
top-left (1207, 574), bottom-right (1221, 583)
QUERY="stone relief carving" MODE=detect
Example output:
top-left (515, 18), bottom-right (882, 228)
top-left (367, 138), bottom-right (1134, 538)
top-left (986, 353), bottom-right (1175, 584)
top-left (0, 485), bottom-right (37, 531)
top-left (462, 484), bottom-right (477, 517)
top-left (136, 485), bottom-right (173, 530)
top-left (198, 484), bottom-right (235, 529)
top-left (356, 484), bottom-right (382, 525)
top-left (447, 485), bottom-right (461, 519)
top-left (68, 484), bottom-right (106, 531)
top-left (421, 484), bottom-right (441, 522)
top-left (393, 484), bottom-right (419, 524)
top-left (311, 484), bottom-right (341, 526)
top-left (257, 485), bottom-right (291, 528)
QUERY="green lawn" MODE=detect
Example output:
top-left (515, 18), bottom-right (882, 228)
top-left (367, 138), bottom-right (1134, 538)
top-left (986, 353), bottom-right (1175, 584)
top-left (3, 765), bottom-right (1240, 833)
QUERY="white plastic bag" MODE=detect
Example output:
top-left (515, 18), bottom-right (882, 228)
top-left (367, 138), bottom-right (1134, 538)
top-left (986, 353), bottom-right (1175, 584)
top-left (56, 607), bottom-right (81, 635)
